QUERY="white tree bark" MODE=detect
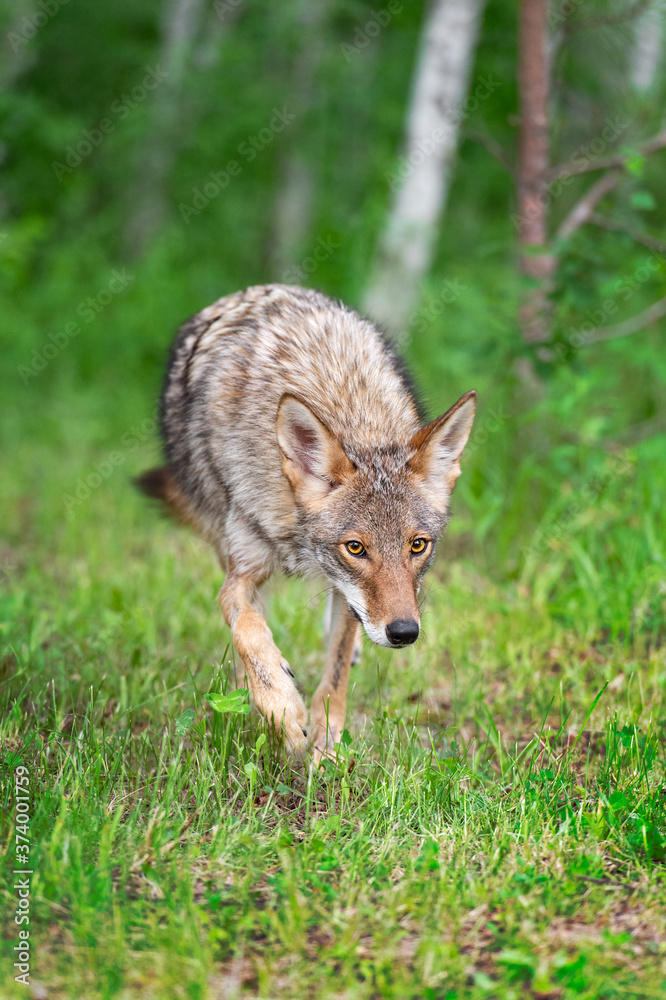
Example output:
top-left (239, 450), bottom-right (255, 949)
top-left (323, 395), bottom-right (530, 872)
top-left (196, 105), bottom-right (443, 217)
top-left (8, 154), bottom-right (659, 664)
top-left (631, 3), bottom-right (663, 92)
top-left (363, 0), bottom-right (486, 339)
top-left (272, 159), bottom-right (316, 278)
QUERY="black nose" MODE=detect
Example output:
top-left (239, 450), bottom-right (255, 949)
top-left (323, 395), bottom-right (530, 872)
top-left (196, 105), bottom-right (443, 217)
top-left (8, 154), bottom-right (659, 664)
top-left (385, 619), bottom-right (420, 646)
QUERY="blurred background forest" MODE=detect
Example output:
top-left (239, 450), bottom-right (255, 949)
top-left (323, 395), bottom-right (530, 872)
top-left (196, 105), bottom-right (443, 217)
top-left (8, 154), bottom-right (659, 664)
top-left (1, 0), bottom-right (665, 636)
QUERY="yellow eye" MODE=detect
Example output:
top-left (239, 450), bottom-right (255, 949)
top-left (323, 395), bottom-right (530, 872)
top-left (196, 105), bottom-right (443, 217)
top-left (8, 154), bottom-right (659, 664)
top-left (345, 540), bottom-right (365, 556)
top-left (411, 538), bottom-right (428, 555)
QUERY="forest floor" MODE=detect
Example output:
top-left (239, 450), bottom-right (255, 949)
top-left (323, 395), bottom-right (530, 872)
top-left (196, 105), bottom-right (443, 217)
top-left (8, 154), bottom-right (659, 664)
top-left (1, 488), bottom-right (665, 1000)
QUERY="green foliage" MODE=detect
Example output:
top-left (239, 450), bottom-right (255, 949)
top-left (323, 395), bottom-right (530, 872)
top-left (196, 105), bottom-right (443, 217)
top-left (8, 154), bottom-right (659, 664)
top-left (206, 690), bottom-right (251, 716)
top-left (1, 638), bottom-right (665, 997)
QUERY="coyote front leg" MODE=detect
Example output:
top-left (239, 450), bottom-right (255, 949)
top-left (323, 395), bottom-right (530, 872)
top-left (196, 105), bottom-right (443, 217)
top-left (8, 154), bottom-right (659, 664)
top-left (311, 590), bottom-right (360, 762)
top-left (219, 569), bottom-right (308, 754)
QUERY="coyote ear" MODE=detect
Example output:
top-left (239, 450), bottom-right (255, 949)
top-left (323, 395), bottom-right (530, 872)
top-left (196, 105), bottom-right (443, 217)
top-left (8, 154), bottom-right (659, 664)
top-left (408, 390), bottom-right (477, 505)
top-left (276, 395), bottom-right (355, 506)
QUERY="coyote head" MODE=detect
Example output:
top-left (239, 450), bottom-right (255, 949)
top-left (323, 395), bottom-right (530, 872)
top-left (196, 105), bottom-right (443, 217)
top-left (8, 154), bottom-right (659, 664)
top-left (276, 390), bottom-right (476, 648)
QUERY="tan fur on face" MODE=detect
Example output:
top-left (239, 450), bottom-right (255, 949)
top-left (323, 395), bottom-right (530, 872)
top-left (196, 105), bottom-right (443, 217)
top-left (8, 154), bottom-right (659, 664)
top-left (337, 539), bottom-right (424, 632)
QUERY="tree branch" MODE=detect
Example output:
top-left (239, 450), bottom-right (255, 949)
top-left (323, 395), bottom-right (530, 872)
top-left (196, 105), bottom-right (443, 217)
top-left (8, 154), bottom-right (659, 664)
top-left (611, 413), bottom-right (666, 446)
top-left (589, 213), bottom-right (666, 254)
top-left (584, 295), bottom-right (666, 344)
top-left (566, 0), bottom-right (652, 32)
top-left (466, 129), bottom-right (515, 175)
top-left (556, 170), bottom-right (620, 240)
top-left (547, 129), bottom-right (666, 181)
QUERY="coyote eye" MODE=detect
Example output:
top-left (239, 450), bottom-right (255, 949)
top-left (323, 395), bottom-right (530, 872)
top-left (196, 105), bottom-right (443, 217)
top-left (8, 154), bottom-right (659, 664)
top-left (411, 538), bottom-right (428, 555)
top-left (345, 540), bottom-right (365, 556)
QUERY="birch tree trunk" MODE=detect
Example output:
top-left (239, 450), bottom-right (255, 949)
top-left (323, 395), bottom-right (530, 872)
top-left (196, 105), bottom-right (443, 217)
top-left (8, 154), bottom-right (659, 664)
top-left (362, 0), bottom-right (486, 339)
top-left (631, 3), bottom-right (663, 92)
top-left (516, 0), bottom-right (555, 344)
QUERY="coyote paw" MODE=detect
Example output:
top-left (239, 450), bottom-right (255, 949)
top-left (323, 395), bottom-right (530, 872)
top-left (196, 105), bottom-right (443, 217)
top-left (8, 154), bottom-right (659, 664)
top-left (281, 701), bottom-right (309, 758)
top-left (254, 663), bottom-right (308, 758)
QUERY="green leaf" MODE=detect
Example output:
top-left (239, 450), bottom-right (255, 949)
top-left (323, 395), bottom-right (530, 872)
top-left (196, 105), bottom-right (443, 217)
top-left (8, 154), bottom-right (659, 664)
top-left (623, 151), bottom-right (645, 177)
top-left (608, 790), bottom-right (630, 810)
top-left (630, 190), bottom-right (655, 211)
top-left (175, 709), bottom-right (196, 735)
top-left (497, 948), bottom-right (537, 972)
top-left (206, 690), bottom-right (251, 715)
top-left (416, 838), bottom-right (440, 872)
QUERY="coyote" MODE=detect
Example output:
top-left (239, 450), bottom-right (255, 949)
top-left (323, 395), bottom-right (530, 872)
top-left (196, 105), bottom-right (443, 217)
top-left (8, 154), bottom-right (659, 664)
top-left (138, 284), bottom-right (476, 759)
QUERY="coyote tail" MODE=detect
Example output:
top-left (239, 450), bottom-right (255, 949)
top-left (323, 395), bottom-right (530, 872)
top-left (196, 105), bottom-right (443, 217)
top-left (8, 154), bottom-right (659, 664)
top-left (134, 466), bottom-right (194, 527)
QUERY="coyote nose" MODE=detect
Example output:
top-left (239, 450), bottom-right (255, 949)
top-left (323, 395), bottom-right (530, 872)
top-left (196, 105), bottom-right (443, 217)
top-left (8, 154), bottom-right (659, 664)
top-left (385, 619), bottom-right (420, 646)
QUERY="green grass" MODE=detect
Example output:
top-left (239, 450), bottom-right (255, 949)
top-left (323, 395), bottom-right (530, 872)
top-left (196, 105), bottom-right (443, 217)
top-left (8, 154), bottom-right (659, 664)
top-left (1, 238), bottom-right (665, 998)
top-left (1, 461), bottom-right (665, 999)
